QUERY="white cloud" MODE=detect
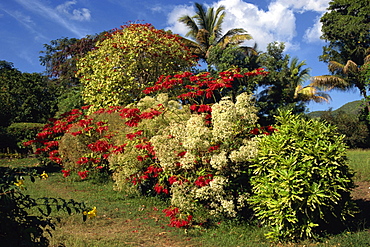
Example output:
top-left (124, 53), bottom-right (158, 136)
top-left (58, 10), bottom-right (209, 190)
top-left (166, 5), bottom-right (195, 36)
top-left (56, 1), bottom-right (91, 21)
top-left (166, 0), bottom-right (330, 51)
top-left (2, 9), bottom-right (48, 41)
top-left (274, 0), bottom-right (330, 12)
top-left (304, 15), bottom-right (324, 43)
top-left (150, 6), bottom-right (163, 12)
top-left (14, 0), bottom-right (90, 37)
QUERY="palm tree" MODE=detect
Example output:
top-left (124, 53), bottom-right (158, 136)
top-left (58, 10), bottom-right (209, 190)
top-left (289, 57), bottom-right (330, 104)
top-left (257, 50), bottom-right (330, 125)
top-left (311, 52), bottom-right (370, 113)
top-left (178, 3), bottom-right (252, 68)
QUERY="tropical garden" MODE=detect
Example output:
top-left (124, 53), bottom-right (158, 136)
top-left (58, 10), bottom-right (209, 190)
top-left (1, 0), bottom-right (370, 246)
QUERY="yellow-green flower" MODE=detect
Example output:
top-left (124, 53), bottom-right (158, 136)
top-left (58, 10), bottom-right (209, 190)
top-left (40, 171), bottom-right (48, 179)
top-left (83, 207), bottom-right (97, 219)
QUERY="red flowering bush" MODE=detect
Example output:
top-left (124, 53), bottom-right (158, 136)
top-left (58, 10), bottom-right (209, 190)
top-left (26, 67), bottom-right (272, 228)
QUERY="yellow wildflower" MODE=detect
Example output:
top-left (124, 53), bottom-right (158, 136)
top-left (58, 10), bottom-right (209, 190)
top-left (14, 179), bottom-right (25, 189)
top-left (83, 207), bottom-right (97, 219)
top-left (40, 171), bottom-right (48, 179)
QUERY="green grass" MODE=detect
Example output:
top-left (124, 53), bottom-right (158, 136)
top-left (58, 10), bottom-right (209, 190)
top-left (348, 149), bottom-right (370, 182)
top-left (2, 150), bottom-right (370, 246)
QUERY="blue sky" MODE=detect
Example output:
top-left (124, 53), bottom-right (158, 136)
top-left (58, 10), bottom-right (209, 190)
top-left (0, 0), bottom-right (363, 112)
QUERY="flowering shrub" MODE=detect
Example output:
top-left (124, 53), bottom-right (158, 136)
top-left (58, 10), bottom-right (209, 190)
top-left (150, 93), bottom-right (259, 223)
top-left (76, 23), bottom-right (197, 113)
top-left (26, 68), bottom-right (269, 227)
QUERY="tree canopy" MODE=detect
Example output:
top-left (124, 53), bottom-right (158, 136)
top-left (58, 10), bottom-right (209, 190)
top-left (0, 61), bottom-right (58, 126)
top-left (76, 23), bottom-right (197, 112)
top-left (179, 3), bottom-right (252, 68)
top-left (318, 0), bottom-right (370, 121)
top-left (257, 42), bottom-right (329, 125)
top-left (320, 0), bottom-right (370, 66)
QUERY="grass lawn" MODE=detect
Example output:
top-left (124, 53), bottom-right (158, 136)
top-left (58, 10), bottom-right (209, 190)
top-left (1, 149), bottom-right (370, 246)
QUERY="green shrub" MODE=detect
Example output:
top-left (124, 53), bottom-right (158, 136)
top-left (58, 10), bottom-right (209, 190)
top-left (0, 167), bottom-right (86, 246)
top-left (6, 123), bottom-right (45, 154)
top-left (249, 110), bottom-right (357, 241)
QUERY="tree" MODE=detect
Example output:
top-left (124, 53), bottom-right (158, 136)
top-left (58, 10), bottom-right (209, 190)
top-left (318, 0), bottom-right (370, 123)
top-left (178, 3), bottom-right (252, 69)
top-left (318, 109), bottom-right (370, 148)
top-left (76, 23), bottom-right (197, 112)
top-left (40, 34), bottom-right (106, 86)
top-left (206, 44), bottom-right (261, 101)
top-left (0, 61), bottom-right (58, 126)
top-left (39, 34), bottom-right (107, 114)
top-left (312, 56), bottom-right (370, 114)
top-left (319, 0), bottom-right (370, 66)
top-left (257, 42), bottom-right (330, 125)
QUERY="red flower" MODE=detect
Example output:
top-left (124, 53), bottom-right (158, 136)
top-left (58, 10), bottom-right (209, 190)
top-left (88, 140), bottom-right (112, 153)
top-left (154, 183), bottom-right (168, 194)
top-left (250, 128), bottom-right (259, 135)
top-left (177, 151), bottom-right (187, 157)
top-left (71, 130), bottom-right (82, 136)
top-left (208, 145), bottom-right (220, 152)
top-left (23, 140), bottom-right (36, 146)
top-left (96, 125), bottom-right (108, 134)
top-left (168, 176), bottom-right (179, 185)
top-left (137, 156), bottom-right (145, 161)
top-left (61, 170), bottom-right (70, 177)
top-left (194, 174), bottom-right (213, 187)
top-left (197, 104), bottom-right (212, 113)
top-left (78, 171), bottom-right (89, 179)
top-left (77, 157), bottom-right (89, 165)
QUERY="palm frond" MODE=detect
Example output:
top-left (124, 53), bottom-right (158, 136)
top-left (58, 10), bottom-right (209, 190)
top-left (178, 15), bottom-right (199, 39)
top-left (194, 3), bottom-right (208, 30)
top-left (217, 28), bottom-right (252, 47)
top-left (328, 61), bottom-right (344, 73)
top-left (294, 85), bottom-right (331, 103)
top-left (212, 6), bottom-right (225, 40)
top-left (310, 75), bottom-right (351, 91)
top-left (343, 60), bottom-right (359, 74)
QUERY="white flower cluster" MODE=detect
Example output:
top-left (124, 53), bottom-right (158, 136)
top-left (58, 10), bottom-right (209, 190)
top-left (229, 138), bottom-right (258, 163)
top-left (170, 182), bottom-right (198, 212)
top-left (110, 92), bottom-right (259, 220)
top-left (182, 115), bottom-right (211, 151)
top-left (234, 93), bottom-right (258, 126)
top-left (210, 151), bottom-right (229, 171)
top-left (211, 97), bottom-right (238, 143)
top-left (211, 93), bottom-right (258, 143)
top-left (150, 130), bottom-right (183, 172)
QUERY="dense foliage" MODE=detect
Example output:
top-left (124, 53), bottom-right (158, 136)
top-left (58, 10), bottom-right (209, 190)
top-left (27, 68), bottom-right (271, 227)
top-left (2, 2), bottom-right (365, 242)
top-left (0, 61), bottom-right (58, 127)
top-left (320, 0), bottom-right (370, 66)
top-left (76, 23), bottom-right (197, 112)
top-left (0, 167), bottom-right (86, 246)
top-left (249, 111), bottom-right (356, 241)
top-left (3, 123), bottom-right (45, 154)
top-left (256, 43), bottom-right (329, 125)
top-left (315, 110), bottom-right (370, 149)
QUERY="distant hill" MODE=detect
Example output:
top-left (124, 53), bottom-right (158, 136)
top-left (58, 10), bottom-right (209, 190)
top-left (307, 100), bottom-right (363, 118)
